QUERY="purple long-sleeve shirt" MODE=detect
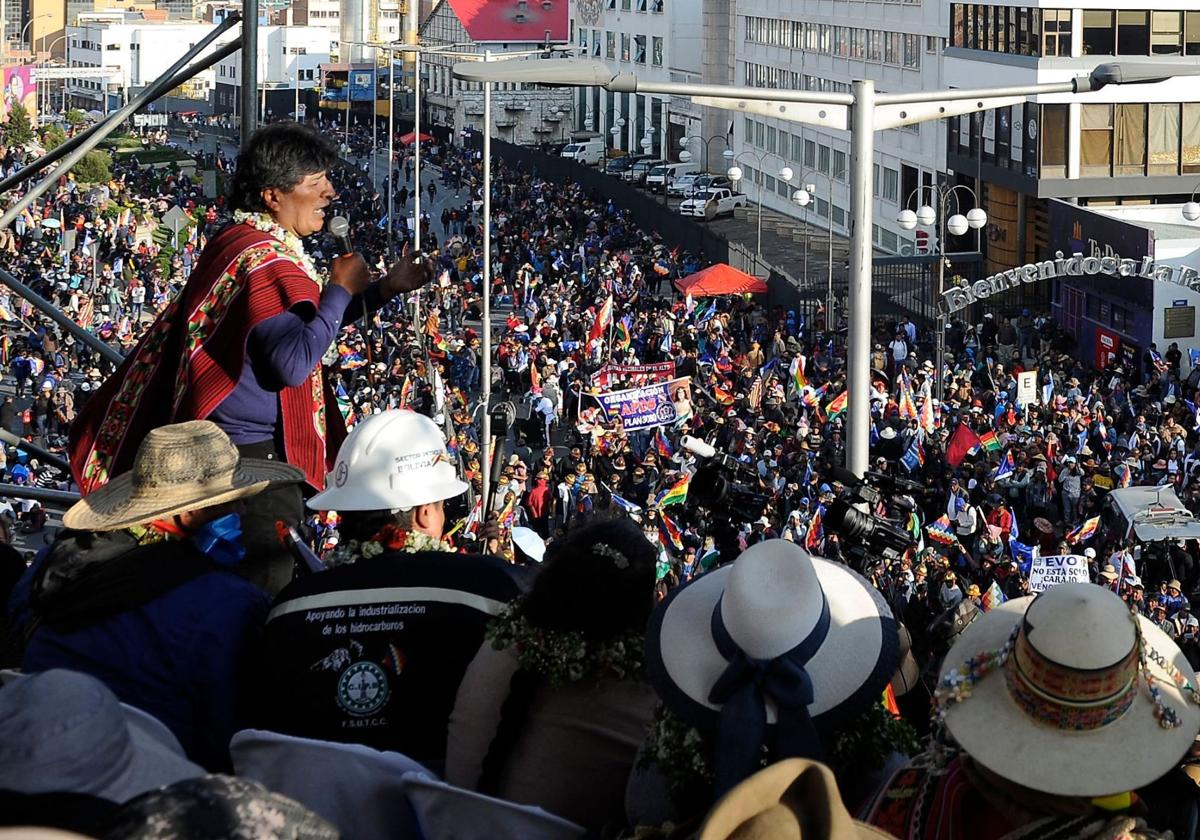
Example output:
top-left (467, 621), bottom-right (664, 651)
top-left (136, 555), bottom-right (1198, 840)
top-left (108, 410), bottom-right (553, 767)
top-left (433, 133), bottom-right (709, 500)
top-left (209, 282), bottom-right (384, 445)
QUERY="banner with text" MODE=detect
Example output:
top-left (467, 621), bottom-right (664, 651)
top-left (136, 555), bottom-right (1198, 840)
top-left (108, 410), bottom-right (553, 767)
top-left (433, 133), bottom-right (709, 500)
top-left (1029, 554), bottom-right (1090, 592)
top-left (597, 376), bottom-right (692, 431)
top-left (594, 361), bottom-right (676, 388)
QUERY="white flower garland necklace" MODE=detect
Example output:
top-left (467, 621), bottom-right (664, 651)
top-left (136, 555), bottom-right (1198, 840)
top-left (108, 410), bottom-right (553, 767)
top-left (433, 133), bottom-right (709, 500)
top-left (233, 210), bottom-right (327, 287)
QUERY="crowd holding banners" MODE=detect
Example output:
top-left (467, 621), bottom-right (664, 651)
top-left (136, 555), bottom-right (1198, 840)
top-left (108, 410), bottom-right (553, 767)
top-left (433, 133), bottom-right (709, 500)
top-left (2, 111), bottom-right (1200, 837)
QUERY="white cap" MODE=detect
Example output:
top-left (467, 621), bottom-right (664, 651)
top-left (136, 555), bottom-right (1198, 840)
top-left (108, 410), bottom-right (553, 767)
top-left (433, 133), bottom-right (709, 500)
top-left (308, 410), bottom-right (469, 511)
top-left (1084, 547), bottom-right (1097, 559)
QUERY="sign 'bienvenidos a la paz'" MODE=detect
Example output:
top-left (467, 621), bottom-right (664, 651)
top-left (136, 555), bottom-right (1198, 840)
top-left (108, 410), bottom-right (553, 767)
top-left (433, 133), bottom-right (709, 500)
top-left (943, 251), bottom-right (1200, 314)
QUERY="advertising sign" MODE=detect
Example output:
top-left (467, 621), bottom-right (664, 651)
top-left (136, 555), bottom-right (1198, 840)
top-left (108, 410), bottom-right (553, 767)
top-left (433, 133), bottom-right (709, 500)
top-left (0, 65), bottom-right (35, 123)
top-left (348, 70), bottom-right (376, 102)
top-left (1028, 554), bottom-right (1091, 593)
top-left (594, 361), bottom-right (676, 387)
top-left (1095, 327), bottom-right (1121, 370)
top-left (597, 376), bottom-right (691, 431)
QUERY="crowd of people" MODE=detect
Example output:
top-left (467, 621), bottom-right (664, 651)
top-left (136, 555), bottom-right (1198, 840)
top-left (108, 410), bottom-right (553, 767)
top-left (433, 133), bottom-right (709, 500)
top-left (0, 114), bottom-right (1196, 839)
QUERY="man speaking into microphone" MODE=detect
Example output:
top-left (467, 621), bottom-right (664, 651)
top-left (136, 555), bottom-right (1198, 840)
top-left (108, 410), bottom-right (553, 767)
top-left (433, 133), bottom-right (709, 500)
top-left (69, 123), bottom-right (433, 594)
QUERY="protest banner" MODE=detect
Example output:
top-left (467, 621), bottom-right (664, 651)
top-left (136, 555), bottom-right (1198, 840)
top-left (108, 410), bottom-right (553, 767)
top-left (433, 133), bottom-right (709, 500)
top-left (597, 377), bottom-right (692, 431)
top-left (594, 361), bottom-right (676, 388)
top-left (1028, 554), bottom-right (1090, 592)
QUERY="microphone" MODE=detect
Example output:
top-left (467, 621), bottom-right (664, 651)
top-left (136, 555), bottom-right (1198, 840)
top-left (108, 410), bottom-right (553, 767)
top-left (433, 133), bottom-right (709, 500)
top-left (328, 215), bottom-right (353, 257)
top-left (680, 436), bottom-right (716, 459)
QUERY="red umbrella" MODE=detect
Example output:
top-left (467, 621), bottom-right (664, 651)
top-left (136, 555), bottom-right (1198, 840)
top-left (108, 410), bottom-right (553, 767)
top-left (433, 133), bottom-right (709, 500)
top-left (398, 131), bottom-right (435, 146)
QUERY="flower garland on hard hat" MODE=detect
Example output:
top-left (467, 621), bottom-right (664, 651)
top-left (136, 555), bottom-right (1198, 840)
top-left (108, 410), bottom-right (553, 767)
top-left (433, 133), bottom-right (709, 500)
top-left (325, 523), bottom-right (451, 568)
top-left (486, 602), bottom-right (645, 687)
top-left (233, 210), bottom-right (325, 288)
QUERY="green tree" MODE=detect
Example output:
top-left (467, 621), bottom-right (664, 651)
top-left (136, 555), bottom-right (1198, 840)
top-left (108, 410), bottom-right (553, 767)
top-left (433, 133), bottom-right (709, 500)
top-left (3, 104), bottom-right (34, 147)
top-left (42, 122), bottom-right (66, 151)
top-left (66, 108), bottom-right (87, 126)
top-left (73, 150), bottom-right (111, 184)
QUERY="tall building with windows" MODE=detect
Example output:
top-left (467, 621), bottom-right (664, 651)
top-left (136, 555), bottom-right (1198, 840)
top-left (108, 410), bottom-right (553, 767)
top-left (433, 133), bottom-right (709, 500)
top-left (723, 1), bottom-right (949, 255)
top-left (569, 0), bottom-right (673, 159)
top-left (944, 4), bottom-right (1200, 274)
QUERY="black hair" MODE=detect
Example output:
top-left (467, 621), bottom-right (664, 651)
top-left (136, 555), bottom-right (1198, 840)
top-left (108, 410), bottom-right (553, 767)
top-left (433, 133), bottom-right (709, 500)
top-left (227, 122), bottom-right (339, 213)
top-left (520, 517), bottom-right (656, 642)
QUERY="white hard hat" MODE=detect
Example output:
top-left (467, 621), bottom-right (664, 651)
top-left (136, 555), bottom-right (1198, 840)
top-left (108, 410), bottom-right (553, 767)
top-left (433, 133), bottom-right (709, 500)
top-left (307, 410), bottom-right (468, 511)
top-left (1083, 547), bottom-right (1097, 559)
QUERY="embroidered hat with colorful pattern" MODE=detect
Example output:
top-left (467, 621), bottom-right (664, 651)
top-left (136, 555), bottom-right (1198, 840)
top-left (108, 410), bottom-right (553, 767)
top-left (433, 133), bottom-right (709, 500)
top-left (934, 583), bottom-right (1200, 797)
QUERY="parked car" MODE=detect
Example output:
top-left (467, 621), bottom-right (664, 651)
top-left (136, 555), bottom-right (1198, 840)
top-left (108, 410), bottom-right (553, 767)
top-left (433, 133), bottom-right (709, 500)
top-left (669, 171), bottom-right (711, 197)
top-left (693, 174), bottom-right (733, 193)
top-left (645, 162), bottom-right (701, 194)
top-left (678, 187), bottom-right (747, 220)
top-left (560, 139), bottom-right (606, 165)
top-left (623, 158), bottom-right (664, 185)
top-left (605, 154), bottom-right (651, 176)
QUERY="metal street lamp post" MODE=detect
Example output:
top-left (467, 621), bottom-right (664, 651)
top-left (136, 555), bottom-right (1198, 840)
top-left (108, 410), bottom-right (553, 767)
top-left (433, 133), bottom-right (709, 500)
top-left (726, 149), bottom-right (789, 267)
top-left (678, 134), bottom-right (728, 174)
top-left (896, 184), bottom-right (987, 397)
top-left (452, 56), bottom-right (1197, 478)
top-left (790, 168), bottom-right (844, 327)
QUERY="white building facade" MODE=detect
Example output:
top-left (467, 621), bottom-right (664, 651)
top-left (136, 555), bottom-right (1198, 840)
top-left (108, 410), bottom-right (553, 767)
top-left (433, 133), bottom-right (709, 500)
top-left (570, 0), bottom-right (673, 159)
top-left (213, 24), bottom-right (332, 116)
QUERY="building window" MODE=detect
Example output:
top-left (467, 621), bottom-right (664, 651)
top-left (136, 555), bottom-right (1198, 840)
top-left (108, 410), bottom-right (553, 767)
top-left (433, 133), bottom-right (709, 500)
top-left (818, 144), bottom-right (830, 173)
top-left (744, 117), bottom-right (754, 144)
top-left (633, 34), bottom-right (646, 63)
top-left (651, 36), bottom-right (663, 65)
top-left (651, 0), bottom-right (663, 12)
top-left (882, 167), bottom-right (899, 202)
top-left (621, 33), bottom-right (630, 61)
top-left (1083, 10), bottom-right (1115, 55)
top-left (1151, 11), bottom-right (1182, 55)
top-left (621, 0), bottom-right (631, 10)
top-left (832, 149), bottom-right (847, 178)
top-left (1187, 11), bottom-right (1200, 54)
top-left (1080, 103), bottom-right (1113, 177)
top-left (1042, 9), bottom-right (1072, 56)
top-left (1116, 10), bottom-right (1149, 54)
top-left (803, 139), bottom-right (815, 167)
top-left (1041, 103), bottom-right (1068, 178)
top-left (766, 125), bottom-right (777, 153)
top-left (754, 122), bottom-right (765, 147)
top-left (606, 31), bottom-right (615, 59)
top-left (1114, 103), bottom-right (1146, 176)
top-left (1150, 103), bottom-right (1180, 174)
top-left (1184, 104), bottom-right (1200, 173)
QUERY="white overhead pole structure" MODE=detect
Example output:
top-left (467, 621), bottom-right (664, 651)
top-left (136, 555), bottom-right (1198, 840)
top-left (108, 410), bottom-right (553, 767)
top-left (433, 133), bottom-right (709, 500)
top-left (452, 58), bottom-right (1198, 479)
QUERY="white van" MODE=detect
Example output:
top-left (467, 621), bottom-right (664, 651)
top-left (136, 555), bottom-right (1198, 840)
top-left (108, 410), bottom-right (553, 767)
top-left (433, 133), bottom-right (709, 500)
top-left (645, 162), bottom-right (701, 194)
top-left (560, 140), bottom-right (605, 166)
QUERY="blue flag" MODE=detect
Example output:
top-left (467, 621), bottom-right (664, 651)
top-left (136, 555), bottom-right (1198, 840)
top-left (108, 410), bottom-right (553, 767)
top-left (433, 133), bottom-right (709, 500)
top-left (994, 449), bottom-right (1015, 480)
top-left (1010, 539), bottom-right (1036, 576)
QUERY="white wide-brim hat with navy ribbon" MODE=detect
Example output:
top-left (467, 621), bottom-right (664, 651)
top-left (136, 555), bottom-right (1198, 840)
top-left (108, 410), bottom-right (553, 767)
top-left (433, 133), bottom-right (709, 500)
top-left (646, 539), bottom-right (899, 795)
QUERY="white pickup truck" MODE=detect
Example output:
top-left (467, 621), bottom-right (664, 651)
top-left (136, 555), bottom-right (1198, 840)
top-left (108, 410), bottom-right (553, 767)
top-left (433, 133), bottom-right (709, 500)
top-left (678, 187), bottom-right (747, 220)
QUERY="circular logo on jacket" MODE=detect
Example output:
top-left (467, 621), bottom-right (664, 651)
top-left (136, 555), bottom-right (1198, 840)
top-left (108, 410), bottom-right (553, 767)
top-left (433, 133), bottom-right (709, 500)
top-left (336, 661), bottom-right (390, 716)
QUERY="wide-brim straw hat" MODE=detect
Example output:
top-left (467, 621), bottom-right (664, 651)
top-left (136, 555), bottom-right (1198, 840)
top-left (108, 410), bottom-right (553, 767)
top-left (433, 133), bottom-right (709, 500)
top-left (64, 420), bottom-right (303, 532)
top-left (698, 759), bottom-right (894, 840)
top-left (939, 583), bottom-right (1200, 797)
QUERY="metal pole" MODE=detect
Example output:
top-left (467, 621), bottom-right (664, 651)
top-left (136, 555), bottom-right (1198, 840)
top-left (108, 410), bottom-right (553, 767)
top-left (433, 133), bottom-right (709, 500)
top-left (845, 79), bottom-right (874, 479)
top-left (935, 202), bottom-right (947, 399)
top-left (756, 176), bottom-right (763, 259)
top-left (803, 203), bottom-right (809, 289)
top-left (240, 0), bottom-right (257, 146)
top-left (0, 483), bottom-right (81, 505)
top-left (827, 180), bottom-right (834, 326)
top-left (413, 49), bottom-right (421, 253)
top-left (0, 429), bottom-right (71, 473)
top-left (386, 59), bottom-right (395, 260)
top-left (480, 51), bottom-right (492, 515)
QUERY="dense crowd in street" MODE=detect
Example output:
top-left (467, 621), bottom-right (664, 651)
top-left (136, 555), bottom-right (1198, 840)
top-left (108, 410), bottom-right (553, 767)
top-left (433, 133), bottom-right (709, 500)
top-left (0, 116), bottom-right (1197, 840)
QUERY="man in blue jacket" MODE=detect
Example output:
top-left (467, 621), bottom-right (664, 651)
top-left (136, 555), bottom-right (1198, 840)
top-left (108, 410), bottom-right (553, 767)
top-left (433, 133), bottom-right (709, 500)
top-left (7, 420), bottom-right (303, 771)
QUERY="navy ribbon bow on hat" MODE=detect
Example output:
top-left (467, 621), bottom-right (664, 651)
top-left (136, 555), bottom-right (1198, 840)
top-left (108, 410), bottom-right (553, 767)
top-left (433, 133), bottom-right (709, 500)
top-left (708, 594), bottom-right (831, 797)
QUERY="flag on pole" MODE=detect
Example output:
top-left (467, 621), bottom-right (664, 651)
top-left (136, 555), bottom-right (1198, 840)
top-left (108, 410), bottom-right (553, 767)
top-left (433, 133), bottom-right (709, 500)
top-left (805, 506), bottom-right (824, 552)
top-left (926, 514), bottom-right (958, 546)
top-left (981, 580), bottom-right (1006, 611)
top-left (897, 373), bottom-right (918, 420)
top-left (685, 292), bottom-right (695, 316)
top-left (790, 354), bottom-right (808, 392)
top-left (978, 429), bottom-right (1002, 452)
top-left (1066, 515), bottom-right (1100, 544)
top-left (826, 390), bottom-right (849, 420)
top-left (713, 385), bottom-right (735, 405)
top-left (589, 295), bottom-right (613, 342)
top-left (900, 438), bottom-right (925, 473)
top-left (994, 449), bottom-right (1015, 480)
top-left (653, 427), bottom-right (674, 459)
top-left (615, 315), bottom-right (632, 350)
top-left (919, 396), bottom-right (936, 435)
top-left (658, 512), bottom-right (684, 551)
top-left (609, 492), bottom-right (642, 514)
top-left (946, 423), bottom-right (983, 468)
top-left (463, 497), bottom-right (484, 537)
top-left (1118, 464), bottom-right (1133, 488)
top-left (654, 474), bottom-right (691, 508)
top-left (1042, 370), bottom-right (1055, 405)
